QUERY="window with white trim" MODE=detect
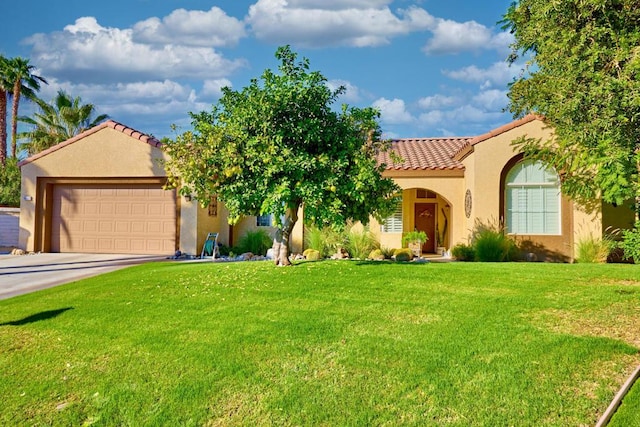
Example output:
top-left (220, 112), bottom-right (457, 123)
top-left (505, 160), bottom-right (561, 235)
top-left (256, 214), bottom-right (272, 227)
top-left (381, 202), bottom-right (403, 233)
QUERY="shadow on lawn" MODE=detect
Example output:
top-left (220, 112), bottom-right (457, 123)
top-left (0, 307), bottom-right (74, 326)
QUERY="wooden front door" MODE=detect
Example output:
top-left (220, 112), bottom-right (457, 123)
top-left (414, 203), bottom-right (436, 253)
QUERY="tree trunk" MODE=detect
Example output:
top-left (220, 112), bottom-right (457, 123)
top-left (0, 89), bottom-right (6, 166)
top-left (272, 203), bottom-right (299, 266)
top-left (11, 83), bottom-right (20, 158)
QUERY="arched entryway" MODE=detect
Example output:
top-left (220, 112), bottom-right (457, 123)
top-left (409, 188), bottom-right (452, 254)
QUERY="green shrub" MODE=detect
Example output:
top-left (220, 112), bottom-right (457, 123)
top-left (620, 222), bottom-right (640, 263)
top-left (471, 221), bottom-right (518, 262)
top-left (303, 248), bottom-right (321, 261)
top-left (236, 229), bottom-right (273, 256)
top-left (305, 225), bottom-right (342, 258)
top-left (368, 249), bottom-right (385, 261)
top-left (344, 225), bottom-right (379, 260)
top-left (0, 158), bottom-right (20, 207)
top-left (394, 248), bottom-right (413, 262)
top-left (217, 244), bottom-right (231, 256)
top-left (451, 243), bottom-right (475, 261)
top-left (575, 233), bottom-right (616, 263)
top-left (379, 246), bottom-right (396, 259)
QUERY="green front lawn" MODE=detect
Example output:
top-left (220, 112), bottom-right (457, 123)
top-left (1, 261), bottom-right (638, 426)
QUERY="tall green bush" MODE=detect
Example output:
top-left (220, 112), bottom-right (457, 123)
top-left (344, 225), bottom-right (379, 259)
top-left (620, 222), bottom-right (640, 263)
top-left (471, 221), bottom-right (518, 262)
top-left (575, 233), bottom-right (616, 263)
top-left (451, 243), bottom-right (475, 261)
top-left (0, 158), bottom-right (20, 207)
top-left (236, 229), bottom-right (273, 256)
top-left (304, 225), bottom-right (342, 258)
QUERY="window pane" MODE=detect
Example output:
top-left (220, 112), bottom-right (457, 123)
top-left (505, 161), bottom-right (560, 235)
top-left (256, 214), bottom-right (272, 227)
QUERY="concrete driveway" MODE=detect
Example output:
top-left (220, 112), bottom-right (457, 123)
top-left (0, 253), bottom-right (165, 300)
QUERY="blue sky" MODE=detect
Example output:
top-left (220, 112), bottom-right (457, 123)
top-left (2, 0), bottom-right (521, 141)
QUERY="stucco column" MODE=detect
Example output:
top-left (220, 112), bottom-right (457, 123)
top-left (179, 198), bottom-right (199, 256)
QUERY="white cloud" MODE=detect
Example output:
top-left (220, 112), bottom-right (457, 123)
top-left (246, 1), bottom-right (433, 47)
top-left (35, 78), bottom-right (210, 127)
top-left (288, 0), bottom-right (392, 8)
top-left (201, 79), bottom-right (232, 99)
top-left (418, 105), bottom-right (504, 130)
top-left (450, 105), bottom-right (504, 123)
top-left (443, 61), bottom-right (522, 87)
top-left (25, 16), bottom-right (246, 84)
top-left (132, 7), bottom-right (246, 47)
top-left (423, 19), bottom-right (513, 55)
top-left (418, 110), bottom-right (445, 126)
top-left (472, 89), bottom-right (508, 111)
top-left (327, 79), bottom-right (363, 103)
top-left (373, 98), bottom-right (415, 124)
top-left (418, 94), bottom-right (461, 110)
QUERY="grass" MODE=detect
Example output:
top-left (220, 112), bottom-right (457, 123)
top-left (0, 261), bottom-right (638, 426)
top-left (610, 378), bottom-right (640, 426)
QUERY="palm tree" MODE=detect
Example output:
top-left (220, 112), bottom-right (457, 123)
top-left (6, 57), bottom-right (47, 158)
top-left (19, 90), bottom-right (109, 156)
top-left (0, 55), bottom-right (10, 166)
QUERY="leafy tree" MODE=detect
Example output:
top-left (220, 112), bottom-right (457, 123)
top-left (19, 90), bottom-right (109, 156)
top-left (165, 46), bottom-right (400, 266)
top-left (502, 0), bottom-right (640, 217)
top-left (0, 55), bottom-right (9, 166)
top-left (0, 157), bottom-right (20, 207)
top-left (6, 57), bottom-right (47, 158)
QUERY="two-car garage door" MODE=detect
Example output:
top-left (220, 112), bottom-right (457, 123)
top-left (50, 183), bottom-right (176, 255)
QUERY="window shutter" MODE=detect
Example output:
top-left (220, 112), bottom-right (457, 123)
top-left (382, 202), bottom-right (403, 233)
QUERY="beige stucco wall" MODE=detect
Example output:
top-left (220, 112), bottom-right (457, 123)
top-left (178, 196), bottom-right (199, 255)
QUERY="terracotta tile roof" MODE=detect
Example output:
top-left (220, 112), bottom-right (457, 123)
top-left (378, 137), bottom-right (471, 171)
top-left (105, 120), bottom-right (162, 147)
top-left (18, 120), bottom-right (162, 167)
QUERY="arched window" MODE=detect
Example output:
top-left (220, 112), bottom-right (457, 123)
top-left (505, 160), bottom-right (560, 235)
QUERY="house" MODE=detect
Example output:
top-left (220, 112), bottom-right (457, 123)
top-left (18, 116), bottom-right (633, 261)
top-left (372, 115), bottom-right (634, 261)
top-left (17, 120), bottom-right (289, 257)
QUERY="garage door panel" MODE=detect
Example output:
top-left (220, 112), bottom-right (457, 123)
top-left (115, 221), bottom-right (130, 233)
top-left (115, 203), bottom-right (130, 215)
top-left (114, 239), bottom-right (131, 251)
top-left (130, 240), bottom-right (145, 252)
top-left (131, 221), bottom-right (145, 233)
top-left (131, 203), bottom-right (146, 215)
top-left (51, 183), bottom-right (176, 255)
top-left (82, 238), bottom-right (97, 251)
top-left (98, 239), bottom-right (114, 251)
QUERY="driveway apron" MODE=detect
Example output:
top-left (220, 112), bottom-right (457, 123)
top-left (0, 253), bottom-right (164, 300)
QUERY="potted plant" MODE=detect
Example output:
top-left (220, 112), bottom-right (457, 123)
top-left (402, 230), bottom-right (428, 257)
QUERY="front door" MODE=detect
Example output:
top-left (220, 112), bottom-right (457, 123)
top-left (414, 203), bottom-right (436, 253)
